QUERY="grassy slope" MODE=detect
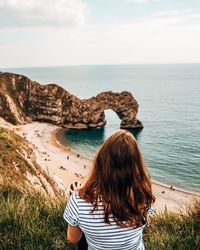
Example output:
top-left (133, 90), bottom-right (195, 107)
top-left (0, 178), bottom-right (75, 250)
top-left (1, 181), bottom-right (199, 250)
top-left (144, 202), bottom-right (200, 249)
top-left (0, 127), bottom-right (199, 249)
top-left (0, 127), bottom-right (62, 197)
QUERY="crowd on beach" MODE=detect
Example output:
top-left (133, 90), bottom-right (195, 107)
top-left (20, 128), bottom-right (88, 188)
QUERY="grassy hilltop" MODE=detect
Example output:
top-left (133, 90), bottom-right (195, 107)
top-left (0, 127), bottom-right (200, 250)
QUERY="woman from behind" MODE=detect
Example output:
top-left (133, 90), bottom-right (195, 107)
top-left (64, 130), bottom-right (155, 250)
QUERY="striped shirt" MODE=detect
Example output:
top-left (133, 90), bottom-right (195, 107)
top-left (63, 192), bottom-right (152, 250)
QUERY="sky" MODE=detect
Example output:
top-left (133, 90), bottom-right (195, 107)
top-left (0, 0), bottom-right (200, 68)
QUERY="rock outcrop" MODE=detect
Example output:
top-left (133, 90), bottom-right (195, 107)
top-left (0, 72), bottom-right (143, 129)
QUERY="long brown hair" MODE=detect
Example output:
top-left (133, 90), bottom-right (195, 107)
top-left (79, 130), bottom-right (155, 228)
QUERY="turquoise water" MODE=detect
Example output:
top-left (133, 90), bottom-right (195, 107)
top-left (2, 64), bottom-right (200, 193)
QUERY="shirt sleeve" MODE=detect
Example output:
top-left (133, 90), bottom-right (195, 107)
top-left (63, 192), bottom-right (79, 226)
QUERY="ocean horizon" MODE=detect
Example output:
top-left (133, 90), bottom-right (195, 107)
top-left (1, 63), bottom-right (200, 193)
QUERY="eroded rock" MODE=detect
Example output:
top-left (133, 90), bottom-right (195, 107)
top-left (0, 72), bottom-right (143, 129)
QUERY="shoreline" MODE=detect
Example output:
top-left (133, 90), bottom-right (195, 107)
top-left (54, 128), bottom-right (92, 163)
top-left (54, 128), bottom-right (199, 197)
top-left (16, 122), bottom-right (199, 213)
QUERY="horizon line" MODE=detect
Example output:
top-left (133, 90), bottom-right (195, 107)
top-left (1, 62), bottom-right (200, 69)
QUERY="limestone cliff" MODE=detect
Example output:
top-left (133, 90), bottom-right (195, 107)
top-left (0, 72), bottom-right (143, 129)
top-left (0, 126), bottom-right (65, 197)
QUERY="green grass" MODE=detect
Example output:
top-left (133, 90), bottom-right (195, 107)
top-left (1, 179), bottom-right (199, 250)
top-left (0, 179), bottom-right (76, 250)
top-left (144, 202), bottom-right (200, 249)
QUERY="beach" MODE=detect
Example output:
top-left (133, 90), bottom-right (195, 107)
top-left (16, 122), bottom-right (199, 213)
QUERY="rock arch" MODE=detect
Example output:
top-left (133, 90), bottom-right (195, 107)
top-left (64, 91), bottom-right (143, 129)
top-left (0, 72), bottom-right (143, 129)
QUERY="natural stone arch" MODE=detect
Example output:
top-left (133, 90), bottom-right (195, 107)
top-left (0, 72), bottom-right (143, 129)
top-left (65, 91), bottom-right (143, 129)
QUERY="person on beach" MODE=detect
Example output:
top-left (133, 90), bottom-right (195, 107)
top-left (63, 130), bottom-right (155, 250)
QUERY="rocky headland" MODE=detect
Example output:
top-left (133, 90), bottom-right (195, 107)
top-left (0, 72), bottom-right (143, 129)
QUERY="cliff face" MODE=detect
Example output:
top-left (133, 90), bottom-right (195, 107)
top-left (0, 127), bottom-right (65, 197)
top-left (0, 72), bottom-right (143, 129)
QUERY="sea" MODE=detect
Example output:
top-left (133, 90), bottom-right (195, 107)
top-left (2, 64), bottom-right (200, 194)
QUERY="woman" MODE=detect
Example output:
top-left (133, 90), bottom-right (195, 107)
top-left (63, 130), bottom-right (155, 250)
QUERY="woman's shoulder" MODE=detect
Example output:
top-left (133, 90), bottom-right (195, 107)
top-left (70, 191), bottom-right (90, 205)
top-left (70, 191), bottom-right (103, 211)
top-left (70, 191), bottom-right (81, 201)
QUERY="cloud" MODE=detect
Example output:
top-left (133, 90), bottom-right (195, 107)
top-left (0, 0), bottom-right (87, 28)
top-left (0, 8), bottom-right (200, 67)
top-left (154, 9), bottom-right (200, 25)
top-left (126, 0), bottom-right (160, 4)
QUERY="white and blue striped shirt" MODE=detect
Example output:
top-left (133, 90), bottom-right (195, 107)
top-left (63, 192), bottom-right (151, 250)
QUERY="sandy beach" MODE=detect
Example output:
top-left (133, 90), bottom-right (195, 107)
top-left (16, 122), bottom-right (199, 213)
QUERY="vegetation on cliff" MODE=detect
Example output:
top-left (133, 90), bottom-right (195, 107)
top-left (0, 126), bottom-right (72, 249)
top-left (0, 127), bottom-right (63, 197)
top-left (144, 200), bottom-right (200, 249)
top-left (0, 178), bottom-right (74, 250)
